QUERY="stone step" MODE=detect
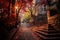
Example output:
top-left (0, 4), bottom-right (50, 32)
top-left (38, 30), bottom-right (60, 36)
top-left (38, 30), bottom-right (56, 33)
top-left (38, 30), bottom-right (48, 33)
top-left (35, 32), bottom-right (47, 39)
top-left (36, 32), bottom-right (60, 40)
top-left (48, 25), bottom-right (55, 30)
top-left (48, 30), bottom-right (60, 34)
top-left (36, 31), bottom-right (48, 36)
top-left (48, 27), bottom-right (55, 30)
top-left (38, 28), bottom-right (57, 33)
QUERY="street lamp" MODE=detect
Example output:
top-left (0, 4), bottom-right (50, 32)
top-left (15, 6), bottom-right (18, 10)
top-left (15, 6), bottom-right (19, 27)
top-left (15, 6), bottom-right (18, 12)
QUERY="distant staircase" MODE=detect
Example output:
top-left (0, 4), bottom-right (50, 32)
top-left (35, 25), bottom-right (60, 40)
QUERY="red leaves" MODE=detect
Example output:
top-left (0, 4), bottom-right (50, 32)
top-left (0, 0), bottom-right (9, 8)
top-left (20, 0), bottom-right (33, 6)
top-left (18, 0), bottom-right (33, 12)
top-left (26, 0), bottom-right (33, 3)
top-left (41, 0), bottom-right (47, 4)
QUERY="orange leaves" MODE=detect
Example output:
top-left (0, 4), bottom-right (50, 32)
top-left (18, 0), bottom-right (33, 12)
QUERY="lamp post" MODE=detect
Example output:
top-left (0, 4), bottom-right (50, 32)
top-left (15, 6), bottom-right (19, 27)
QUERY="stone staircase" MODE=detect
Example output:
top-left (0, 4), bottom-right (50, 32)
top-left (35, 25), bottom-right (60, 40)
